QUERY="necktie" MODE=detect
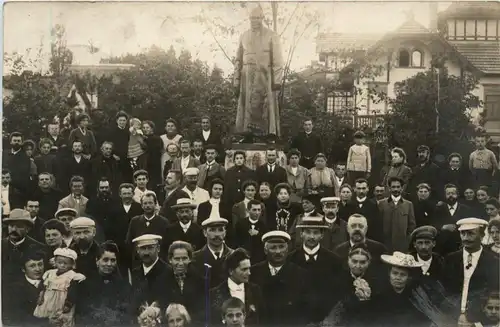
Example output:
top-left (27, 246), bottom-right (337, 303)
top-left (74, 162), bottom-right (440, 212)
top-left (215, 251), bottom-right (221, 260)
top-left (269, 165), bottom-right (274, 173)
top-left (272, 267), bottom-right (279, 276)
top-left (207, 163), bottom-right (212, 171)
top-left (175, 274), bottom-right (185, 293)
top-left (466, 253), bottom-right (473, 270)
top-left (306, 253), bottom-right (316, 262)
top-left (450, 206), bottom-right (456, 216)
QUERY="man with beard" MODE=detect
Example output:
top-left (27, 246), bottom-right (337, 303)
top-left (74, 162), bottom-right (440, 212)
top-left (192, 217), bottom-right (234, 289)
top-left (126, 192), bottom-right (170, 263)
top-left (2, 249), bottom-right (46, 326)
top-left (333, 214), bottom-right (387, 265)
top-left (2, 209), bottom-right (47, 283)
top-left (30, 172), bottom-right (63, 221)
top-left (172, 139), bottom-right (200, 175)
top-left (288, 217), bottom-right (341, 323)
top-left (378, 176), bottom-right (416, 252)
top-left (54, 208), bottom-right (78, 247)
top-left (409, 226), bottom-right (444, 282)
top-left (85, 177), bottom-right (117, 242)
top-left (319, 197), bottom-right (348, 251)
top-left (59, 140), bottom-right (92, 195)
top-left (69, 217), bottom-right (100, 277)
top-left (192, 139), bottom-right (206, 164)
top-left (250, 231), bottom-right (309, 326)
top-left (2, 132), bottom-right (32, 196)
top-left (130, 234), bottom-right (168, 315)
top-left (24, 199), bottom-right (46, 242)
top-left (349, 178), bottom-right (382, 241)
top-left (58, 175), bottom-right (89, 217)
top-left (443, 218), bottom-right (499, 324)
top-left (197, 144), bottom-right (226, 190)
top-left (159, 170), bottom-right (190, 222)
top-left (91, 141), bottom-right (123, 194)
top-left (434, 183), bottom-right (471, 255)
top-left (409, 145), bottom-right (440, 200)
top-left (223, 151), bottom-right (256, 208)
top-left (209, 248), bottom-right (264, 326)
top-left (181, 168), bottom-right (210, 219)
top-left (157, 241), bottom-right (204, 319)
top-left (166, 198), bottom-right (205, 251)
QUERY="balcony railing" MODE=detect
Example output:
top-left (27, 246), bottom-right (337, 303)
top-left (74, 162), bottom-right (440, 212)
top-left (337, 114), bottom-right (386, 129)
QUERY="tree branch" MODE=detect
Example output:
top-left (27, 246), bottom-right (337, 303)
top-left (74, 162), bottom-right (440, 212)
top-left (279, 3), bottom-right (300, 37)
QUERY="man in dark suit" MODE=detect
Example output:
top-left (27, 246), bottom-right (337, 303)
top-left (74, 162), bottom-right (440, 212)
top-left (166, 198), bottom-right (205, 251)
top-left (30, 172), bottom-right (64, 222)
top-left (333, 213), bottom-right (387, 265)
top-left (197, 144), bottom-right (226, 190)
top-left (192, 139), bottom-right (206, 164)
top-left (60, 140), bottom-right (92, 195)
top-left (443, 218), bottom-right (500, 324)
top-left (409, 225), bottom-right (444, 282)
top-left (250, 231), bottom-right (309, 326)
top-left (90, 141), bottom-right (123, 194)
top-left (1, 169), bottom-right (26, 220)
top-left (25, 199), bottom-right (46, 243)
top-left (172, 139), bottom-right (201, 175)
top-left (192, 217), bottom-right (234, 289)
top-left (289, 118), bottom-right (323, 169)
top-left (2, 132), bottom-right (32, 196)
top-left (319, 197), bottom-right (348, 251)
top-left (130, 234), bottom-right (169, 315)
top-left (439, 153), bottom-right (471, 200)
top-left (412, 183), bottom-right (437, 227)
top-left (209, 248), bottom-right (264, 326)
top-left (159, 170), bottom-right (190, 223)
top-left (288, 217), bottom-right (341, 323)
top-left (2, 209), bottom-right (48, 283)
top-left (197, 178), bottom-right (231, 226)
top-left (350, 178), bottom-right (383, 241)
top-left (69, 217), bottom-right (100, 278)
top-left (2, 249), bottom-right (46, 326)
top-left (234, 199), bottom-right (268, 263)
top-left (195, 116), bottom-right (223, 162)
top-left (434, 183), bottom-right (471, 255)
top-left (126, 192), bottom-right (170, 264)
top-left (255, 148), bottom-right (287, 189)
top-left (223, 150), bottom-right (256, 208)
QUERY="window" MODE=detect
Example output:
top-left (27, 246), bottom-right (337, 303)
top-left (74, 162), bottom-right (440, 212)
top-left (477, 20), bottom-right (486, 40)
top-left (411, 50), bottom-right (423, 67)
top-left (398, 49), bottom-right (410, 67)
top-left (487, 20), bottom-right (498, 39)
top-left (465, 20), bottom-right (476, 39)
top-left (447, 20), bottom-right (455, 39)
top-left (456, 20), bottom-right (465, 38)
top-left (327, 96), bottom-right (334, 113)
top-left (328, 91), bottom-right (354, 114)
top-left (485, 95), bottom-right (500, 120)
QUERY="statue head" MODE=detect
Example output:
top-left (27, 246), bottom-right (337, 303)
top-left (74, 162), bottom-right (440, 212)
top-left (249, 5), bottom-right (264, 30)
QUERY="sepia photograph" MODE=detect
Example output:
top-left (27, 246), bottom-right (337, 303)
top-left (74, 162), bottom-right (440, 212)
top-left (1, 1), bottom-right (500, 326)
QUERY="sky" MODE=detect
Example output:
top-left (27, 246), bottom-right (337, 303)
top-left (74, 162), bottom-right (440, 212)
top-left (3, 1), bottom-right (452, 75)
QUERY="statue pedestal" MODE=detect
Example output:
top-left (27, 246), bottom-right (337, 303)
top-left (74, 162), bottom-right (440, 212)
top-left (225, 143), bottom-right (286, 170)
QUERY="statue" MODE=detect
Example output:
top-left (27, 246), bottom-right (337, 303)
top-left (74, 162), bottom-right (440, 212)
top-left (233, 5), bottom-right (284, 140)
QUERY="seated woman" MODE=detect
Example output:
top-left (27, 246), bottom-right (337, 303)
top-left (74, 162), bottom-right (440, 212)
top-left (165, 303), bottom-right (191, 327)
top-left (308, 153), bottom-right (335, 199)
top-left (266, 183), bottom-right (303, 233)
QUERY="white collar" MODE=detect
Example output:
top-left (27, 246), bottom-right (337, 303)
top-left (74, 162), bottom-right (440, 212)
top-left (325, 217), bottom-right (336, 224)
top-left (123, 203), bottom-right (132, 207)
top-left (181, 155), bottom-right (190, 161)
top-left (417, 254), bottom-right (432, 264)
top-left (243, 198), bottom-right (251, 206)
top-left (25, 275), bottom-right (40, 287)
top-left (268, 263), bottom-right (283, 274)
top-left (11, 149), bottom-right (21, 155)
top-left (391, 195), bottom-right (401, 203)
top-left (268, 162), bottom-right (276, 167)
top-left (463, 247), bottom-right (483, 259)
top-left (143, 257), bottom-right (159, 275)
top-left (210, 198), bottom-right (220, 204)
top-left (228, 277), bottom-right (244, 291)
top-left (1, 184), bottom-right (9, 190)
top-left (203, 129), bottom-right (211, 134)
top-left (179, 221), bottom-right (192, 230)
top-left (448, 203), bottom-right (458, 210)
top-left (303, 244), bottom-right (320, 255)
top-left (208, 245), bottom-right (224, 259)
top-left (248, 217), bottom-right (259, 225)
top-left (206, 160), bottom-right (215, 166)
top-left (357, 197), bottom-right (367, 202)
top-left (144, 214), bottom-right (155, 221)
top-left (10, 238), bottom-right (25, 246)
top-left (304, 210), bottom-right (315, 217)
top-left (336, 175), bottom-right (344, 181)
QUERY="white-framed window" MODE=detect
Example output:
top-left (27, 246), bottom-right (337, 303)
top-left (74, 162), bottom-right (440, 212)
top-left (327, 91), bottom-right (354, 114)
top-left (411, 50), bottom-right (423, 67)
top-left (327, 96), bottom-right (334, 113)
top-left (398, 49), bottom-right (410, 67)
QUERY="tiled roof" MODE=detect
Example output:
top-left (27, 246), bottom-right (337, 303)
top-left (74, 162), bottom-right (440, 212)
top-left (448, 41), bottom-right (500, 74)
top-left (316, 33), bottom-right (381, 53)
top-left (390, 17), bottom-right (430, 35)
top-left (439, 1), bottom-right (500, 19)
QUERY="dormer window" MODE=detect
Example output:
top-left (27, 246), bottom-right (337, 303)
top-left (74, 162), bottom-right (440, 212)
top-left (398, 49), bottom-right (410, 67)
top-left (411, 50), bottom-right (423, 67)
top-left (447, 19), bottom-right (499, 40)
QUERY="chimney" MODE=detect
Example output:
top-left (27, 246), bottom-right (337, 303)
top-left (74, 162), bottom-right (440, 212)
top-left (429, 2), bottom-right (438, 32)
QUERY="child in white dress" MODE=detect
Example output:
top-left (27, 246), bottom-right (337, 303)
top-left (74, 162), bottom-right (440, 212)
top-left (138, 302), bottom-right (162, 327)
top-left (33, 248), bottom-right (86, 327)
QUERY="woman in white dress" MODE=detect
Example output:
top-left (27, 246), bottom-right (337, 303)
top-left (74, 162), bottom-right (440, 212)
top-left (160, 118), bottom-right (183, 175)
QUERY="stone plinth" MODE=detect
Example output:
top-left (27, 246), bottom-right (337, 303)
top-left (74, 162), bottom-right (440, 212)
top-left (225, 143), bottom-right (286, 170)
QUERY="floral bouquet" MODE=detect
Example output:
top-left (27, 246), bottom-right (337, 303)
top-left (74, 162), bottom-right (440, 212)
top-left (353, 278), bottom-right (371, 301)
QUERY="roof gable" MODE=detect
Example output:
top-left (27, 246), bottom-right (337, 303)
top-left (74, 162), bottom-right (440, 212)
top-left (439, 1), bottom-right (500, 20)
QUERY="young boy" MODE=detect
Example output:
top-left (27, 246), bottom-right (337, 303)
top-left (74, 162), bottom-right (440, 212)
top-left (469, 135), bottom-right (498, 189)
top-left (474, 291), bottom-right (500, 327)
top-left (221, 297), bottom-right (246, 327)
top-left (347, 131), bottom-right (371, 186)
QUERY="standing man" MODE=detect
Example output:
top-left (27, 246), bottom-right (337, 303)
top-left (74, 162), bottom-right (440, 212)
top-left (250, 231), bottom-right (309, 326)
top-left (409, 226), bottom-right (444, 282)
top-left (2, 132), bottom-right (32, 196)
top-left (85, 177), bottom-right (119, 240)
top-left (290, 118), bottom-right (323, 169)
top-left (166, 198), bottom-right (205, 251)
top-left (443, 218), bottom-right (499, 324)
top-left (234, 5), bottom-right (284, 137)
top-left (255, 148), bottom-right (287, 189)
top-left (31, 172), bottom-right (63, 221)
top-left (409, 145), bottom-right (440, 199)
top-left (440, 153), bottom-right (471, 200)
top-left (234, 199), bottom-right (268, 263)
top-left (172, 140), bottom-right (201, 174)
top-left (319, 197), bottom-right (348, 251)
top-left (197, 144), bottom-right (226, 190)
top-left (69, 217), bottom-right (100, 277)
top-left (90, 141), bottom-right (123, 194)
top-left (350, 178), bottom-right (382, 241)
top-left (60, 140), bottom-right (92, 194)
top-left (1, 169), bottom-right (25, 219)
top-left (378, 176), bottom-right (416, 252)
top-left (25, 199), bottom-right (46, 243)
top-left (182, 168), bottom-right (210, 218)
top-left (159, 170), bottom-right (190, 222)
top-left (58, 175), bottom-right (89, 217)
top-left (192, 217), bottom-right (234, 289)
top-left (195, 116), bottom-right (223, 161)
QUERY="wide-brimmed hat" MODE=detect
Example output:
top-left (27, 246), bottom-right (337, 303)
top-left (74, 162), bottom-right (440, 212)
top-left (171, 198), bottom-right (197, 210)
top-left (381, 251), bottom-right (424, 269)
top-left (3, 209), bottom-right (34, 225)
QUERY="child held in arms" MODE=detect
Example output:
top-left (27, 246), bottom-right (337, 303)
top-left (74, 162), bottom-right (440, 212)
top-left (128, 117), bottom-right (147, 171)
top-left (138, 302), bottom-right (162, 327)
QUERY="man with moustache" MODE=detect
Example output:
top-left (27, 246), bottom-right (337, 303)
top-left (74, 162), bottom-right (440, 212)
top-left (69, 217), bottom-right (100, 277)
top-left (85, 177), bottom-right (118, 242)
top-left (58, 175), bottom-right (89, 217)
top-left (210, 248), bottom-right (264, 326)
top-left (289, 217), bottom-right (341, 323)
top-left (192, 217), bottom-right (234, 289)
top-left (1, 169), bottom-right (25, 221)
top-left (166, 198), bottom-right (205, 251)
top-left (59, 140), bottom-right (92, 194)
top-left (378, 176), bottom-right (416, 252)
top-left (197, 144), bottom-right (226, 191)
top-left (250, 231), bottom-right (309, 326)
top-left (90, 141), bottom-right (123, 194)
top-left (181, 168), bottom-right (210, 219)
top-left (30, 172), bottom-right (63, 220)
top-left (2, 250), bottom-right (46, 326)
top-left (2, 132), bottom-right (32, 196)
top-left (172, 139), bottom-right (201, 174)
top-left (409, 145), bottom-right (440, 200)
top-left (234, 199), bottom-right (268, 263)
top-left (319, 197), bottom-right (348, 251)
top-left (434, 183), bottom-right (471, 255)
top-left (159, 170), bottom-right (190, 222)
top-left (255, 148), bottom-right (287, 189)
top-left (333, 214), bottom-right (387, 265)
top-left (349, 178), bottom-right (383, 241)
top-left (192, 139), bottom-right (206, 164)
top-left (2, 209), bottom-right (47, 283)
top-left (290, 118), bottom-right (324, 169)
top-left (25, 199), bottom-right (46, 242)
top-left (409, 226), bottom-right (444, 282)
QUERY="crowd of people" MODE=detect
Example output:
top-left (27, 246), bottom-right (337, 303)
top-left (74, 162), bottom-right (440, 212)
top-left (1, 111), bottom-right (500, 327)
